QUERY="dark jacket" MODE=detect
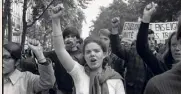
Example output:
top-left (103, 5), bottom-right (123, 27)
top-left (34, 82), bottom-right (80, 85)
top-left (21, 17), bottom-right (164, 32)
top-left (144, 62), bottom-right (181, 94)
top-left (107, 53), bottom-right (125, 77)
top-left (20, 57), bottom-right (39, 75)
top-left (136, 22), bottom-right (168, 75)
top-left (20, 49), bottom-right (39, 74)
top-left (44, 50), bottom-right (84, 92)
top-left (110, 34), bottom-right (153, 94)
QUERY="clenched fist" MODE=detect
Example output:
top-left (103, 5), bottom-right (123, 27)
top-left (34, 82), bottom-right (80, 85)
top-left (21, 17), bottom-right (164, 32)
top-left (48, 4), bottom-right (64, 19)
top-left (144, 2), bottom-right (157, 17)
top-left (142, 2), bottom-right (158, 23)
top-left (28, 38), bottom-right (45, 62)
top-left (112, 17), bottom-right (120, 28)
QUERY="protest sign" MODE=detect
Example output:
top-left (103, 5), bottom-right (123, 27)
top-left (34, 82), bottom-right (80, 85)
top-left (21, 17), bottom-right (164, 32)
top-left (122, 22), bottom-right (178, 43)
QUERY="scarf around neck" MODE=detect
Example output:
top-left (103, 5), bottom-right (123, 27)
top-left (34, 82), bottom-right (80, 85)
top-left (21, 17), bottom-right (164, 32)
top-left (85, 65), bottom-right (123, 94)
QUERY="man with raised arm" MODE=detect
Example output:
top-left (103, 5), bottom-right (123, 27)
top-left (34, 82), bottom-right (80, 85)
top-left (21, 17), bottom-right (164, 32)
top-left (3, 39), bottom-right (55, 94)
top-left (110, 17), bottom-right (153, 94)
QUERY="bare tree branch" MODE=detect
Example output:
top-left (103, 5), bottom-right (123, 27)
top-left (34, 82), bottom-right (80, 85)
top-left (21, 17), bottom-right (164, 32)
top-left (27, 0), bottom-right (55, 27)
top-left (21, 0), bottom-right (28, 53)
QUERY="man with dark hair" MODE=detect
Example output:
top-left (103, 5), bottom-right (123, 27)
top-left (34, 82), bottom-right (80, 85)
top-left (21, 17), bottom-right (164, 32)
top-left (136, 3), bottom-right (181, 94)
top-left (44, 26), bottom-right (85, 94)
top-left (110, 17), bottom-right (154, 94)
top-left (144, 13), bottom-right (181, 93)
top-left (148, 29), bottom-right (158, 54)
top-left (148, 28), bottom-right (163, 63)
top-left (63, 27), bottom-right (80, 39)
top-left (148, 29), bottom-right (155, 50)
top-left (62, 27), bottom-right (81, 51)
top-left (98, 28), bottom-right (125, 77)
top-left (3, 41), bottom-right (55, 94)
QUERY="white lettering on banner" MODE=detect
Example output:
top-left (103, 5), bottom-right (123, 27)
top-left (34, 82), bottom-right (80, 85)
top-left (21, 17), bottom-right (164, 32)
top-left (121, 22), bottom-right (178, 43)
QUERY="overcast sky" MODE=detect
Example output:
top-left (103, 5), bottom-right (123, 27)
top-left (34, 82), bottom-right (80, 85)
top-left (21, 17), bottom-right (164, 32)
top-left (81, 0), bottom-right (113, 39)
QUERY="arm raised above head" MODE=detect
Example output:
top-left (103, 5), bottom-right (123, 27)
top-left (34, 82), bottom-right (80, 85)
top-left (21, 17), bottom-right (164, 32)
top-left (136, 2), bottom-right (167, 75)
top-left (50, 4), bottom-right (78, 72)
top-left (27, 39), bottom-right (55, 92)
top-left (110, 17), bottom-right (129, 60)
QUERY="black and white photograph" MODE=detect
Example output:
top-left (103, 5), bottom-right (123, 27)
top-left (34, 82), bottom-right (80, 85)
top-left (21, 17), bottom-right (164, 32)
top-left (2, 0), bottom-right (181, 94)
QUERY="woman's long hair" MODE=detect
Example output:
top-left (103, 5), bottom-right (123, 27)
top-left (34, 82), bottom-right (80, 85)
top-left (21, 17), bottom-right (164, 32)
top-left (164, 15), bottom-right (181, 69)
top-left (162, 32), bottom-right (176, 69)
top-left (177, 15), bottom-right (181, 39)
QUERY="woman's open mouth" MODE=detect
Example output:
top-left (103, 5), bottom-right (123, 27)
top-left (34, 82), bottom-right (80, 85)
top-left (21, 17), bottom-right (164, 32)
top-left (90, 58), bottom-right (97, 62)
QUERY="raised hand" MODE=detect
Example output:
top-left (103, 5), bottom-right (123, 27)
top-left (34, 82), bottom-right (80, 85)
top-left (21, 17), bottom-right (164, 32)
top-left (28, 38), bottom-right (45, 62)
top-left (142, 2), bottom-right (158, 23)
top-left (144, 2), bottom-right (157, 17)
top-left (112, 17), bottom-right (120, 28)
top-left (111, 17), bottom-right (120, 34)
top-left (48, 3), bottom-right (64, 19)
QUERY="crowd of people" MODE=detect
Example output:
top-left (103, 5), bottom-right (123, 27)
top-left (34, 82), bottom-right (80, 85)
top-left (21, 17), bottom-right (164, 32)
top-left (3, 2), bottom-right (181, 94)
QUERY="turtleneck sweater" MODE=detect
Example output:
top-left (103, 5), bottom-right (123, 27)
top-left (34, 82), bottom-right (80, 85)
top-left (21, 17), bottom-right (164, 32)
top-left (144, 62), bottom-right (181, 94)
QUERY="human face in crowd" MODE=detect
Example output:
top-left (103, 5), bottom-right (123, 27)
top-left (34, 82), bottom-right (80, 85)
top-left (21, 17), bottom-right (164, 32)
top-left (170, 34), bottom-right (181, 62)
top-left (148, 34), bottom-right (155, 51)
top-left (99, 34), bottom-right (110, 48)
top-left (177, 15), bottom-right (181, 39)
top-left (3, 48), bottom-right (16, 75)
top-left (64, 34), bottom-right (79, 51)
top-left (84, 42), bottom-right (106, 70)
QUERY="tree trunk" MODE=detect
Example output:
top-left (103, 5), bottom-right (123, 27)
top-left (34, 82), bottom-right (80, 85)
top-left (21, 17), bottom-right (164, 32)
top-left (51, 33), bottom-right (53, 50)
top-left (21, 0), bottom-right (54, 52)
top-left (21, 0), bottom-right (28, 53)
top-left (7, 0), bottom-right (12, 42)
top-left (3, 0), bottom-right (9, 42)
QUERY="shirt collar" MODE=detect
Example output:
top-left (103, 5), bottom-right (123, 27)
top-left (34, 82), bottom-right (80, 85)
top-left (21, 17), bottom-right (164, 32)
top-left (9, 69), bottom-right (22, 85)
